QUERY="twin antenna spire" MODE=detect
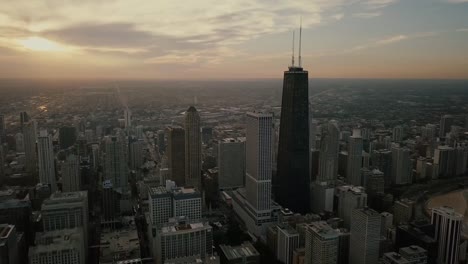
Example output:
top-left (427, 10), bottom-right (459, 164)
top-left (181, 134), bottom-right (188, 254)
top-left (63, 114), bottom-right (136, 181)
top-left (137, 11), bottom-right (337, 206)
top-left (291, 17), bottom-right (303, 68)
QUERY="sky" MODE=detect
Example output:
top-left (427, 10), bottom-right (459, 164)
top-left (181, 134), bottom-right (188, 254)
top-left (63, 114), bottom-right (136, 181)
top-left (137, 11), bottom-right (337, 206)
top-left (0, 0), bottom-right (467, 79)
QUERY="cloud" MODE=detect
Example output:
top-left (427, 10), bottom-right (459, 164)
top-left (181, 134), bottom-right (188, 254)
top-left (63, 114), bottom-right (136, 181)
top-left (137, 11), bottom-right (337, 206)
top-left (353, 12), bottom-right (382, 18)
top-left (362, 0), bottom-right (399, 9)
top-left (457, 28), bottom-right (468, 32)
top-left (443, 0), bottom-right (468, 3)
top-left (332, 13), bottom-right (345, 20)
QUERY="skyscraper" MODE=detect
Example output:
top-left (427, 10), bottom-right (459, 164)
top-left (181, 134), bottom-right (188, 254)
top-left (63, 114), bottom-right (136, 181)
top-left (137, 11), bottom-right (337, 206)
top-left (23, 122), bottom-right (38, 168)
top-left (14, 132), bottom-right (25, 153)
top-left (246, 112), bottom-right (273, 212)
top-left (37, 130), bottom-right (57, 193)
top-left (104, 136), bottom-right (128, 190)
top-left (318, 120), bottom-right (340, 183)
top-left (439, 115), bottom-right (454, 139)
top-left (19, 111), bottom-right (29, 132)
top-left (62, 154), bottom-right (81, 192)
top-left (276, 31), bottom-right (310, 213)
top-left (59, 126), bottom-right (77, 149)
top-left (337, 185), bottom-right (367, 228)
top-left (431, 206), bottom-right (462, 264)
top-left (349, 207), bottom-right (381, 264)
top-left (185, 106), bottom-right (201, 190)
top-left (277, 225), bottom-right (300, 264)
top-left (129, 139), bottom-right (145, 170)
top-left (346, 129), bottom-right (363, 186)
top-left (218, 138), bottom-right (245, 189)
top-left (0, 114), bottom-right (5, 141)
top-left (124, 108), bottom-right (132, 128)
top-left (166, 126), bottom-right (185, 187)
top-left (391, 145), bottom-right (412, 185)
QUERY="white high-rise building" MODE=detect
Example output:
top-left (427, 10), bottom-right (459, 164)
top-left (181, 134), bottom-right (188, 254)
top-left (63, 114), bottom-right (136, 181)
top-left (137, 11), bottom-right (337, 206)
top-left (37, 130), bottom-right (56, 192)
top-left (185, 106), bottom-right (202, 190)
top-left (231, 112), bottom-right (279, 237)
top-left (318, 120), bottom-right (340, 182)
top-left (218, 138), bottom-right (245, 190)
top-left (434, 145), bottom-right (456, 178)
top-left (173, 187), bottom-right (202, 221)
top-left (157, 218), bottom-right (213, 264)
top-left (29, 228), bottom-right (85, 264)
top-left (245, 112), bottom-right (273, 211)
top-left (23, 121), bottom-right (37, 174)
top-left (337, 186), bottom-right (367, 229)
top-left (349, 207), bottom-right (381, 264)
top-left (431, 206), bottom-right (462, 264)
top-left (104, 136), bottom-right (128, 190)
top-left (124, 108), bottom-right (132, 128)
top-left (277, 225), bottom-right (300, 264)
top-left (393, 126), bottom-right (404, 142)
top-left (62, 154), bottom-right (80, 192)
top-left (391, 145), bottom-right (412, 185)
top-left (304, 221), bottom-right (339, 264)
top-left (346, 129), bottom-right (363, 186)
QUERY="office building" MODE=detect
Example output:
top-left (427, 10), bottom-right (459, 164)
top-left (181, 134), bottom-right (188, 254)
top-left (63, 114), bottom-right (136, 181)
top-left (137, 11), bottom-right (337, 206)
top-left (394, 199), bottom-right (415, 225)
top-left (129, 139), bottom-right (145, 170)
top-left (371, 149), bottom-right (392, 187)
top-left (382, 245), bottom-right (427, 264)
top-left (439, 115), bottom-right (454, 138)
top-left (349, 208), bottom-right (381, 264)
top-left (431, 206), bottom-right (462, 264)
top-left (167, 126), bottom-right (186, 187)
top-left (310, 181), bottom-right (334, 214)
top-left (366, 169), bottom-right (385, 195)
top-left (29, 228), bottom-right (85, 264)
top-left (158, 130), bottom-right (166, 154)
top-left (304, 222), bottom-right (339, 264)
top-left (104, 136), bottom-right (128, 190)
top-left (276, 53), bottom-right (311, 214)
top-left (19, 111), bottom-right (29, 132)
top-left (62, 154), bottom-right (80, 192)
top-left (337, 186), bottom-right (367, 228)
top-left (318, 120), bottom-right (340, 182)
top-left (41, 191), bottom-right (88, 252)
top-left (277, 225), bottom-right (300, 264)
top-left (421, 124), bottom-right (436, 143)
top-left (148, 186), bottom-right (173, 227)
top-left (157, 218), bottom-right (213, 264)
top-left (37, 130), bottom-right (57, 192)
top-left (391, 145), bottom-right (412, 185)
top-left (0, 224), bottom-right (22, 264)
top-left (393, 126), bottom-right (404, 142)
top-left (185, 106), bottom-right (202, 190)
top-left (0, 200), bottom-right (32, 243)
top-left (220, 241), bottom-right (260, 264)
top-left (218, 138), bottom-right (245, 189)
top-left (59, 126), bottom-right (77, 149)
top-left (173, 187), bottom-right (202, 221)
top-left (347, 129), bottom-right (363, 186)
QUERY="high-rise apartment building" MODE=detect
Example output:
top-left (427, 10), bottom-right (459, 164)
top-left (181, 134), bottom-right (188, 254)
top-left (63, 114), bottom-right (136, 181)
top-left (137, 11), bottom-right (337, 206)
top-left (347, 129), bottom-right (363, 186)
top-left (337, 186), bottom-right (367, 229)
top-left (185, 106), bottom-right (202, 190)
top-left (37, 130), bottom-right (56, 192)
top-left (62, 154), bottom-right (81, 192)
top-left (391, 145), bottom-right (412, 185)
top-left (276, 225), bottom-right (300, 264)
top-left (276, 60), bottom-right (311, 214)
top-left (218, 138), bottom-right (245, 190)
top-left (304, 221), bottom-right (339, 264)
top-left (431, 206), bottom-right (462, 264)
top-left (318, 121), bottom-right (340, 183)
top-left (349, 208), bottom-right (381, 264)
top-left (434, 145), bottom-right (456, 178)
top-left (166, 126), bottom-right (185, 187)
top-left (173, 187), bottom-right (202, 221)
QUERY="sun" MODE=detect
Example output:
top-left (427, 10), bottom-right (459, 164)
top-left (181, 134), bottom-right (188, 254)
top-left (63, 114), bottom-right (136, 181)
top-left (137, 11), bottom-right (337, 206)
top-left (17, 37), bottom-right (67, 52)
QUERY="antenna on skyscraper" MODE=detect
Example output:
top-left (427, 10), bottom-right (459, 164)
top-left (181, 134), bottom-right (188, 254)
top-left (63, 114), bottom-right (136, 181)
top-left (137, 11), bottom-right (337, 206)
top-left (298, 17), bottom-right (302, 67)
top-left (291, 30), bottom-right (295, 67)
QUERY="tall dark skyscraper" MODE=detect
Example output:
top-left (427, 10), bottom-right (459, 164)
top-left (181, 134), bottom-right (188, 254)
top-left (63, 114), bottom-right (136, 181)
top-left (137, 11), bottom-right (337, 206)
top-left (276, 27), bottom-right (310, 214)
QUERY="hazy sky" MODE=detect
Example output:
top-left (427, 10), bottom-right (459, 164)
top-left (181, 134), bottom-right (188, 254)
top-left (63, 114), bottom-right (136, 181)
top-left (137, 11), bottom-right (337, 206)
top-left (0, 0), bottom-right (467, 79)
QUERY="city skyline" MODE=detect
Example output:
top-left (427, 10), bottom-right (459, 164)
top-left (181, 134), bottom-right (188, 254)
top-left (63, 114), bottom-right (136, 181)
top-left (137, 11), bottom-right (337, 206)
top-left (0, 0), bottom-right (467, 80)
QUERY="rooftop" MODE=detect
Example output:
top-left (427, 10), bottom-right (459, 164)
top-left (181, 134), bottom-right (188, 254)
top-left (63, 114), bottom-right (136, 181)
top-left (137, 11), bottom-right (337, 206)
top-left (220, 242), bottom-right (259, 260)
top-left (30, 228), bottom-right (83, 254)
top-left (100, 228), bottom-right (141, 263)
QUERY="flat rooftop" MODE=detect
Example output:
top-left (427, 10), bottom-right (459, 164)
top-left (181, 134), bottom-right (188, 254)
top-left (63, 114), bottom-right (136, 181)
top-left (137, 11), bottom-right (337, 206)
top-left (100, 228), bottom-right (141, 263)
top-left (220, 242), bottom-right (259, 260)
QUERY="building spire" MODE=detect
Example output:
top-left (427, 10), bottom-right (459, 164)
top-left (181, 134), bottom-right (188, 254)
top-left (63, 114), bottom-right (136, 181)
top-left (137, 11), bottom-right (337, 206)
top-left (298, 17), bottom-right (302, 67)
top-left (291, 30), bottom-right (295, 67)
